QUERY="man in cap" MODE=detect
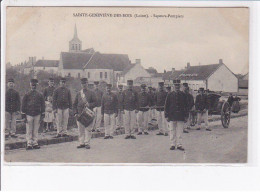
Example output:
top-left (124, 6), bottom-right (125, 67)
top-left (22, 79), bottom-right (45, 150)
top-left (73, 78), bottom-right (97, 149)
top-left (195, 87), bottom-right (210, 131)
top-left (166, 86), bottom-right (172, 93)
top-left (122, 80), bottom-right (139, 139)
top-left (101, 84), bottom-right (118, 139)
top-left (116, 84), bottom-right (124, 130)
top-left (43, 77), bottom-right (55, 101)
top-left (5, 78), bottom-right (21, 138)
top-left (147, 86), bottom-right (155, 124)
top-left (165, 79), bottom-right (188, 151)
top-left (136, 84), bottom-right (151, 135)
top-left (53, 77), bottom-right (72, 137)
top-left (183, 83), bottom-right (194, 133)
top-left (155, 82), bottom-right (168, 136)
top-left (92, 81), bottom-right (103, 132)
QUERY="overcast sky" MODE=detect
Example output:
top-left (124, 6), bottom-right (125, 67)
top-left (6, 7), bottom-right (249, 74)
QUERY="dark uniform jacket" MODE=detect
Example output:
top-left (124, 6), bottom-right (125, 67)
top-left (117, 92), bottom-right (124, 110)
top-left (148, 91), bottom-right (155, 107)
top-left (185, 92), bottom-right (195, 111)
top-left (154, 90), bottom-right (168, 111)
top-left (22, 90), bottom-right (45, 116)
top-left (164, 91), bottom-right (188, 121)
top-left (101, 92), bottom-right (118, 115)
top-left (195, 94), bottom-right (208, 111)
top-left (94, 89), bottom-right (103, 107)
top-left (6, 88), bottom-right (21, 113)
top-left (53, 86), bottom-right (72, 110)
top-left (122, 89), bottom-right (138, 111)
top-left (73, 89), bottom-right (97, 115)
top-left (137, 91), bottom-right (151, 112)
top-left (43, 86), bottom-right (55, 101)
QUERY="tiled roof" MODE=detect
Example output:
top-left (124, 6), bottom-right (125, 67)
top-left (81, 48), bottom-right (95, 54)
top-left (61, 51), bottom-right (131, 71)
top-left (162, 70), bottom-right (184, 80)
top-left (34, 60), bottom-right (59, 67)
top-left (121, 63), bottom-right (135, 75)
top-left (178, 64), bottom-right (222, 80)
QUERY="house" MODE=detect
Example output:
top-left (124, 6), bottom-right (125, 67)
top-left (162, 68), bottom-right (184, 86)
top-left (238, 73), bottom-right (248, 95)
top-left (34, 59), bottom-right (59, 74)
top-left (118, 59), bottom-right (151, 86)
top-left (176, 59), bottom-right (238, 92)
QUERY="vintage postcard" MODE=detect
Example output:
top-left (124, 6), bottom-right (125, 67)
top-left (3, 6), bottom-right (249, 164)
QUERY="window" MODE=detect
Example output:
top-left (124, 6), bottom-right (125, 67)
top-left (72, 44), bottom-right (74, 50)
top-left (75, 44), bottom-right (78, 50)
top-left (79, 44), bottom-right (81, 50)
top-left (100, 72), bottom-right (103, 79)
top-left (78, 73), bottom-right (80, 78)
top-left (68, 73), bottom-right (71, 77)
top-left (88, 72), bottom-right (90, 78)
top-left (105, 72), bottom-right (107, 79)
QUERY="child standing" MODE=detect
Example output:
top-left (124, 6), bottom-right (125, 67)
top-left (44, 96), bottom-right (54, 132)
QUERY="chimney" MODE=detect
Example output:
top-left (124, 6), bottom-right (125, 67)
top-left (219, 59), bottom-right (223, 64)
top-left (135, 59), bottom-right (141, 65)
top-left (187, 62), bottom-right (191, 69)
top-left (172, 68), bottom-right (175, 73)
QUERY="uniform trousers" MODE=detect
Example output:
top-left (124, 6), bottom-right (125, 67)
top-left (92, 106), bottom-right (102, 130)
top-left (124, 110), bottom-right (136, 135)
top-left (104, 113), bottom-right (116, 136)
top-left (148, 108), bottom-right (156, 122)
top-left (77, 121), bottom-right (93, 145)
top-left (5, 112), bottom-right (17, 135)
top-left (116, 110), bottom-right (124, 128)
top-left (26, 115), bottom-right (41, 146)
top-left (57, 108), bottom-right (69, 135)
top-left (184, 112), bottom-right (192, 129)
top-left (137, 111), bottom-right (149, 133)
top-left (156, 110), bottom-right (167, 133)
top-left (197, 110), bottom-right (209, 129)
top-left (169, 121), bottom-right (184, 147)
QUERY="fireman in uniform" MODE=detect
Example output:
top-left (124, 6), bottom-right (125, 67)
top-left (5, 78), bottom-right (21, 138)
top-left (122, 80), bottom-right (138, 139)
top-left (101, 84), bottom-right (118, 139)
top-left (165, 79), bottom-right (188, 151)
top-left (137, 84), bottom-right (151, 135)
top-left (73, 78), bottom-right (97, 149)
top-left (22, 79), bottom-right (45, 150)
top-left (195, 88), bottom-right (211, 131)
top-left (155, 82), bottom-right (168, 136)
top-left (147, 86), bottom-right (155, 124)
top-left (43, 77), bottom-right (55, 101)
top-left (52, 77), bottom-right (72, 137)
top-left (183, 83), bottom-right (194, 133)
top-left (116, 84), bottom-right (124, 130)
top-left (92, 81), bottom-right (103, 132)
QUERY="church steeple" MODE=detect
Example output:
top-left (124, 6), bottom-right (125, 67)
top-left (69, 24), bottom-right (82, 52)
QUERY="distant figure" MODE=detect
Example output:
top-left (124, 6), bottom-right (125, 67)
top-left (44, 96), bottom-right (54, 132)
top-left (147, 86), bottom-right (155, 123)
top-left (43, 77), bottom-right (55, 101)
top-left (195, 88), bottom-right (211, 131)
top-left (227, 93), bottom-right (234, 106)
top-left (232, 94), bottom-right (241, 113)
top-left (22, 79), bottom-right (45, 150)
top-left (5, 78), bottom-right (21, 138)
top-left (183, 83), bottom-right (194, 133)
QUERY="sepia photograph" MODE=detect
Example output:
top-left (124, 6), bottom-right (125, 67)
top-left (3, 6), bottom-right (249, 164)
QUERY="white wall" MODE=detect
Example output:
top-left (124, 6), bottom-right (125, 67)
top-left (180, 80), bottom-right (206, 91)
top-left (207, 64), bottom-right (238, 92)
top-left (120, 64), bottom-right (151, 85)
top-left (84, 69), bottom-right (114, 84)
top-left (62, 69), bottom-right (84, 78)
top-left (34, 67), bottom-right (59, 74)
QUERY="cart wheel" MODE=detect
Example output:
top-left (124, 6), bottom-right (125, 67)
top-left (221, 101), bottom-right (231, 128)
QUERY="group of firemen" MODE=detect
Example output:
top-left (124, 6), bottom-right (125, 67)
top-left (5, 76), bottom-right (211, 151)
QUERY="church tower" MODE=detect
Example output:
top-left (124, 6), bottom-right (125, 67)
top-left (69, 24), bottom-right (82, 52)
